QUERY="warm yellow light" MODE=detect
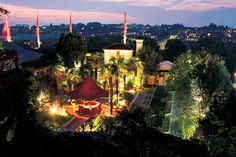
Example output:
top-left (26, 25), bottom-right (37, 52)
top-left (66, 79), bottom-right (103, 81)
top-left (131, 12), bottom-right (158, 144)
top-left (50, 105), bottom-right (68, 117)
top-left (50, 106), bottom-right (58, 115)
top-left (119, 100), bottom-right (126, 107)
top-left (37, 90), bottom-right (49, 106)
top-left (59, 108), bottom-right (68, 117)
top-left (85, 53), bottom-right (92, 57)
top-left (119, 82), bottom-right (124, 88)
top-left (128, 89), bottom-right (135, 94)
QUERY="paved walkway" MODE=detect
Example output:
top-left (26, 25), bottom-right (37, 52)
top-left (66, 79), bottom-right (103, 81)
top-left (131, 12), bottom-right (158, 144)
top-left (64, 105), bottom-right (89, 132)
top-left (130, 87), bottom-right (156, 109)
top-left (64, 104), bottom-right (121, 132)
top-left (65, 116), bottom-right (89, 132)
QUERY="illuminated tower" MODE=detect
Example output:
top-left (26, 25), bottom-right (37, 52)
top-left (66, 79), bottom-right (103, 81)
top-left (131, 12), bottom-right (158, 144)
top-left (135, 38), bottom-right (144, 55)
top-left (69, 12), bottom-right (72, 33)
top-left (36, 11), bottom-right (41, 48)
top-left (123, 12), bottom-right (127, 45)
top-left (2, 15), bottom-right (12, 42)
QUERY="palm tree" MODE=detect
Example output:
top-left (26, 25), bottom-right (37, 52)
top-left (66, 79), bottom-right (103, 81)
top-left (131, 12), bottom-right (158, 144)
top-left (92, 52), bottom-right (104, 80)
top-left (66, 68), bottom-right (79, 91)
top-left (119, 60), bottom-right (128, 90)
top-left (101, 64), bottom-right (114, 115)
top-left (109, 75), bottom-right (113, 115)
top-left (101, 57), bottom-right (131, 115)
top-left (0, 7), bottom-right (9, 15)
top-left (100, 64), bottom-right (110, 90)
top-left (110, 57), bottom-right (123, 105)
top-left (127, 57), bottom-right (138, 76)
top-left (79, 61), bottom-right (93, 81)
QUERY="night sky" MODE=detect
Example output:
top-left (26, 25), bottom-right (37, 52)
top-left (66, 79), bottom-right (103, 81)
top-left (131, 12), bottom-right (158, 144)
top-left (1, 0), bottom-right (236, 27)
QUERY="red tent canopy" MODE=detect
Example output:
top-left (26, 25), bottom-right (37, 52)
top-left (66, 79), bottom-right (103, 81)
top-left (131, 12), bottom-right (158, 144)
top-left (68, 76), bottom-right (108, 100)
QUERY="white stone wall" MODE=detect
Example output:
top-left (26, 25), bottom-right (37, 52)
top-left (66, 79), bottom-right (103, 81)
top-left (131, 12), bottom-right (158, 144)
top-left (104, 49), bottom-right (133, 64)
top-left (136, 39), bottom-right (143, 55)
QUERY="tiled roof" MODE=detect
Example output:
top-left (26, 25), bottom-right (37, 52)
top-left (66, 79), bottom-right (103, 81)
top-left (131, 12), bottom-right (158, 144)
top-left (104, 43), bottom-right (133, 50)
top-left (2, 41), bottom-right (42, 63)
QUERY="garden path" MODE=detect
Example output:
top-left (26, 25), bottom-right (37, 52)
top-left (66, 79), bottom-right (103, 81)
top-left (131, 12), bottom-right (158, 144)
top-left (65, 116), bottom-right (89, 132)
top-left (130, 87), bottom-right (156, 109)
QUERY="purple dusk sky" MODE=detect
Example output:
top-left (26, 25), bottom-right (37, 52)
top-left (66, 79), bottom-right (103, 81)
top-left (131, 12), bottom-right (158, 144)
top-left (1, 0), bottom-right (236, 27)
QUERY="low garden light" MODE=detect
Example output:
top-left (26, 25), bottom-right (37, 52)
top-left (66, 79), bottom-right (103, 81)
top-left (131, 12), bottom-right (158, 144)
top-left (49, 105), bottom-right (68, 117)
top-left (119, 82), bottom-right (124, 90)
top-left (128, 89), bottom-right (135, 94)
top-left (50, 106), bottom-right (58, 115)
top-left (119, 100), bottom-right (126, 107)
top-left (37, 90), bottom-right (49, 107)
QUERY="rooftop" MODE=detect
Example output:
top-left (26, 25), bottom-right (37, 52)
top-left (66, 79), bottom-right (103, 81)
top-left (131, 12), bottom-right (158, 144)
top-left (2, 41), bottom-right (42, 63)
top-left (104, 43), bottom-right (133, 50)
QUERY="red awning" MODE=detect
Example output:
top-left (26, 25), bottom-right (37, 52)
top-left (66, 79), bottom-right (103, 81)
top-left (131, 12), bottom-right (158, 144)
top-left (68, 76), bottom-right (108, 100)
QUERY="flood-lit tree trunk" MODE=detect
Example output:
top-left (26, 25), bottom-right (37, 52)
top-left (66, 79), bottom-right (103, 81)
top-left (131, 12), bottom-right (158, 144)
top-left (116, 78), bottom-right (119, 104)
top-left (68, 80), bottom-right (73, 92)
top-left (94, 60), bottom-right (98, 80)
top-left (103, 80), bottom-right (107, 90)
top-left (123, 75), bottom-right (126, 89)
top-left (109, 76), bottom-right (113, 115)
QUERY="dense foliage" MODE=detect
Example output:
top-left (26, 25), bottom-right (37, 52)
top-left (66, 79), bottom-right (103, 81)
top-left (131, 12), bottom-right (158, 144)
top-left (97, 108), bottom-right (208, 157)
top-left (164, 39), bottom-right (187, 62)
top-left (167, 50), bottom-right (232, 139)
top-left (0, 69), bottom-right (37, 156)
top-left (56, 33), bottom-right (87, 68)
top-left (196, 92), bottom-right (236, 157)
top-left (138, 45), bottom-right (162, 75)
top-left (192, 37), bottom-right (236, 73)
top-left (0, 7), bottom-right (9, 15)
top-left (0, 69), bottom-right (209, 157)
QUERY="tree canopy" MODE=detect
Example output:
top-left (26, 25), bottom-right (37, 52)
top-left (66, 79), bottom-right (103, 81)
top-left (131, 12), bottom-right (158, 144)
top-left (192, 37), bottom-right (236, 73)
top-left (196, 91), bottom-right (236, 157)
top-left (138, 45), bottom-right (162, 75)
top-left (0, 7), bottom-right (9, 15)
top-left (167, 50), bottom-right (232, 139)
top-left (164, 39), bottom-right (187, 62)
top-left (56, 33), bottom-right (87, 68)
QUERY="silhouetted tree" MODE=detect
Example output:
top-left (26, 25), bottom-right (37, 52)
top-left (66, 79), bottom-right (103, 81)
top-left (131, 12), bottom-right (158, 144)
top-left (56, 33), bottom-right (87, 68)
top-left (138, 46), bottom-right (162, 75)
top-left (164, 39), bottom-right (187, 62)
top-left (0, 7), bottom-right (9, 15)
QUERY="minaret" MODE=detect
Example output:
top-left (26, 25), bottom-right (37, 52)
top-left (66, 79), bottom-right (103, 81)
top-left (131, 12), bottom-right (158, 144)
top-left (69, 12), bottom-right (72, 33)
top-left (36, 11), bottom-right (41, 48)
top-left (2, 15), bottom-right (12, 42)
top-left (123, 12), bottom-right (127, 45)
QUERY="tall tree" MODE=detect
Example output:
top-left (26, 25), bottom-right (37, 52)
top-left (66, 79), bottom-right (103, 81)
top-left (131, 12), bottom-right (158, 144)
top-left (164, 39), bottom-right (187, 62)
top-left (91, 52), bottom-right (104, 80)
top-left (109, 57), bottom-right (121, 105)
top-left (102, 64), bottom-right (114, 115)
top-left (196, 91), bottom-right (236, 157)
top-left (191, 37), bottom-right (236, 73)
top-left (138, 45), bottom-right (162, 75)
top-left (0, 69), bottom-right (37, 155)
top-left (56, 33), bottom-right (87, 69)
top-left (192, 37), bottom-right (226, 57)
top-left (0, 7), bottom-right (9, 15)
top-left (167, 50), bottom-right (232, 139)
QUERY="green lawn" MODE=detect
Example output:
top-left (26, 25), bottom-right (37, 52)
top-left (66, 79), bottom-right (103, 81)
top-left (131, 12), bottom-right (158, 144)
top-left (149, 86), bottom-right (168, 127)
